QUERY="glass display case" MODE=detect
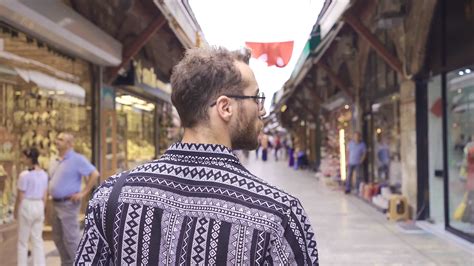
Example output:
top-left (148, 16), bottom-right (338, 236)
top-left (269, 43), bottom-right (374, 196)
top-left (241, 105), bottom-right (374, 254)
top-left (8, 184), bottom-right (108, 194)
top-left (0, 28), bottom-right (92, 225)
top-left (115, 92), bottom-right (156, 170)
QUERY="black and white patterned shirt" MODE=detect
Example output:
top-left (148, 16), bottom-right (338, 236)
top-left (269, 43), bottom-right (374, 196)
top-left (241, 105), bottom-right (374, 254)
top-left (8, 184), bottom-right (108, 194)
top-left (75, 143), bottom-right (318, 265)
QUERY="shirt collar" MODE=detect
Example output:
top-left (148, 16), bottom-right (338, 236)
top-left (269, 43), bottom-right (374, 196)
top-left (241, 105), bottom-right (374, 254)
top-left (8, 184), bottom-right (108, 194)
top-left (62, 149), bottom-right (74, 160)
top-left (165, 142), bottom-right (240, 163)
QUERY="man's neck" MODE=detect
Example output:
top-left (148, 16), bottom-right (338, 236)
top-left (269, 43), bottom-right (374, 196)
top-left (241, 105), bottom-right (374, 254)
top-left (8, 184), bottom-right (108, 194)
top-left (181, 126), bottom-right (231, 148)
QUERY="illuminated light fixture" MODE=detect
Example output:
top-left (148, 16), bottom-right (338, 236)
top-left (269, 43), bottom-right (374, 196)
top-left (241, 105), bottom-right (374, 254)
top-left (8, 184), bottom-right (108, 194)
top-left (466, 69), bottom-right (472, 74)
top-left (458, 89), bottom-right (462, 94)
top-left (115, 97), bottom-right (133, 105)
top-left (281, 104), bottom-right (287, 113)
top-left (57, 90), bottom-right (65, 95)
top-left (376, 128), bottom-right (382, 134)
top-left (121, 95), bottom-right (147, 105)
top-left (300, 121), bottom-right (305, 126)
top-left (344, 104), bottom-right (350, 110)
top-left (291, 115), bottom-right (299, 122)
top-left (339, 129), bottom-right (347, 181)
top-left (459, 71), bottom-right (464, 76)
top-left (115, 94), bottom-right (151, 106)
top-left (15, 91), bottom-right (21, 95)
top-left (133, 103), bottom-right (155, 112)
top-left (48, 91), bottom-right (55, 95)
top-left (392, 95), bottom-right (397, 100)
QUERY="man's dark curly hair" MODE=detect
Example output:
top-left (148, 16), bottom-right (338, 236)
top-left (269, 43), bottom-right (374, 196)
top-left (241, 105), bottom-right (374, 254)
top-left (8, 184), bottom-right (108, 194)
top-left (171, 46), bottom-right (251, 128)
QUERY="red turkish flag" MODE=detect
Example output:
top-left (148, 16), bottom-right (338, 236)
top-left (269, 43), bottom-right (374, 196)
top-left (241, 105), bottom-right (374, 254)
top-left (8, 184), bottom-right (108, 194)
top-left (245, 41), bottom-right (294, 68)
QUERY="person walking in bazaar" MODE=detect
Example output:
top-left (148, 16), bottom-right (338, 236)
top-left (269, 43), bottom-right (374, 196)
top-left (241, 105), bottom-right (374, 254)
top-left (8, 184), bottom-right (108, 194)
top-left (75, 46), bottom-right (319, 265)
top-left (15, 147), bottom-right (48, 266)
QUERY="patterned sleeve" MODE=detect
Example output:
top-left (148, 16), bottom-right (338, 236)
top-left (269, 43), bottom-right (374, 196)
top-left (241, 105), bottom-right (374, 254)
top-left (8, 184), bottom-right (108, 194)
top-left (268, 199), bottom-right (319, 265)
top-left (75, 189), bottom-right (111, 265)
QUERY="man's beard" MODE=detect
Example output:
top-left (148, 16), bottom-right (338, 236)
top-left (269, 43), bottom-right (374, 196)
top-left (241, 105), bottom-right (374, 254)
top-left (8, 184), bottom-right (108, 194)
top-left (231, 107), bottom-right (260, 150)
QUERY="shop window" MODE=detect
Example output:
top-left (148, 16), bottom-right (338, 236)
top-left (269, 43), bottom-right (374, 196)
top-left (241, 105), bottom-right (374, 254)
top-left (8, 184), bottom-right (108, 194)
top-left (115, 92), bottom-right (156, 170)
top-left (370, 94), bottom-right (401, 186)
top-left (446, 65), bottom-right (474, 236)
top-left (0, 29), bottom-right (92, 224)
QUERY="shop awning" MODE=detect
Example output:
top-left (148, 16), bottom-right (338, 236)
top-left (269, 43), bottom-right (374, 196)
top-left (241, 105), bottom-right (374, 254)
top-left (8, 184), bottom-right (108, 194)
top-left (0, 0), bottom-right (122, 66)
top-left (15, 67), bottom-right (86, 100)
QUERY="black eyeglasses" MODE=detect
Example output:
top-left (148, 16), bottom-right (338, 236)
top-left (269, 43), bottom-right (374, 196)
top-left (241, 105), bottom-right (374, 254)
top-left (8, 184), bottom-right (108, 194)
top-left (210, 92), bottom-right (266, 110)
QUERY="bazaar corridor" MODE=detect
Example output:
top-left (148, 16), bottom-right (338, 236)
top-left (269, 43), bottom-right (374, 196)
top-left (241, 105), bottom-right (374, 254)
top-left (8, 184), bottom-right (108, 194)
top-left (33, 152), bottom-right (474, 266)
top-left (241, 156), bottom-right (474, 266)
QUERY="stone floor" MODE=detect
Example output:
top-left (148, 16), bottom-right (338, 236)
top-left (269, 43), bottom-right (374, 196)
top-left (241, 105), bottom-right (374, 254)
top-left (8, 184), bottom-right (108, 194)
top-left (40, 153), bottom-right (474, 265)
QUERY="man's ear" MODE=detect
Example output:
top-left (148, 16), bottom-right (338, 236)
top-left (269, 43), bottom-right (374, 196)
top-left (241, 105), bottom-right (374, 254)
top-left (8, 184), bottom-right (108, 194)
top-left (215, 96), bottom-right (233, 122)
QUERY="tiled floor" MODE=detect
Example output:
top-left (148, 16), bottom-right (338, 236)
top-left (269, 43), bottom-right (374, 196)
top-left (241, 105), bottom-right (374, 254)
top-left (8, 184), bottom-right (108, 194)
top-left (41, 154), bottom-right (474, 265)
top-left (241, 154), bottom-right (474, 266)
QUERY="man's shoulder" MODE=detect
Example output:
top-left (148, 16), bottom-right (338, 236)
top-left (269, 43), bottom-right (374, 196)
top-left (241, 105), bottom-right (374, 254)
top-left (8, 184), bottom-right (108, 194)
top-left (90, 171), bottom-right (126, 206)
top-left (71, 151), bottom-right (91, 162)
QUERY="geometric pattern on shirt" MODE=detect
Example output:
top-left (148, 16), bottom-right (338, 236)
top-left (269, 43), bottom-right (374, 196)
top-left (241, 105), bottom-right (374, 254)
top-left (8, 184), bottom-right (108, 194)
top-left (178, 217), bottom-right (194, 265)
top-left (121, 203), bottom-right (142, 265)
top-left (77, 211), bottom-right (99, 265)
top-left (132, 162), bottom-right (295, 206)
top-left (140, 206), bottom-right (154, 265)
top-left (124, 175), bottom-right (287, 213)
top-left (191, 217), bottom-right (210, 264)
top-left (160, 212), bottom-right (180, 265)
top-left (120, 186), bottom-right (281, 233)
top-left (112, 201), bottom-right (124, 264)
top-left (207, 220), bottom-right (221, 265)
top-left (75, 142), bottom-right (319, 265)
top-left (255, 230), bottom-right (266, 264)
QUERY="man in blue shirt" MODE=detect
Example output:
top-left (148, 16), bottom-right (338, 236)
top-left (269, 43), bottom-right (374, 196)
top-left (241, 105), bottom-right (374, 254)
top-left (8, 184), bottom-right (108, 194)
top-left (345, 131), bottom-right (367, 194)
top-left (49, 132), bottom-right (99, 265)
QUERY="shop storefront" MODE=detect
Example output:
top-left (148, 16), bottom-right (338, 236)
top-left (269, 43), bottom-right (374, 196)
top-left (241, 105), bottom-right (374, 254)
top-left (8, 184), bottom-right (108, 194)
top-left (0, 25), bottom-right (96, 262)
top-left (319, 99), bottom-right (352, 181)
top-left (423, 0), bottom-right (474, 243)
top-left (100, 60), bottom-right (180, 179)
top-left (0, 25), bottom-right (94, 218)
top-left (361, 45), bottom-right (401, 189)
top-left (427, 67), bottom-right (474, 242)
top-left (364, 94), bottom-right (401, 187)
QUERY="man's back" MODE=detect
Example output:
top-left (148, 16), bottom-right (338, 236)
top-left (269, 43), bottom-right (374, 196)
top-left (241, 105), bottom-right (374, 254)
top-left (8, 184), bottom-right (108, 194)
top-left (76, 143), bottom-right (318, 265)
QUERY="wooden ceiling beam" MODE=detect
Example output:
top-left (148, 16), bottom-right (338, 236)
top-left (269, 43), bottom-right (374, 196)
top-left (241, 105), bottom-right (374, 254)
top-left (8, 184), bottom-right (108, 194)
top-left (301, 80), bottom-right (323, 104)
top-left (107, 14), bottom-right (167, 84)
top-left (343, 11), bottom-right (403, 76)
top-left (317, 61), bottom-right (354, 101)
